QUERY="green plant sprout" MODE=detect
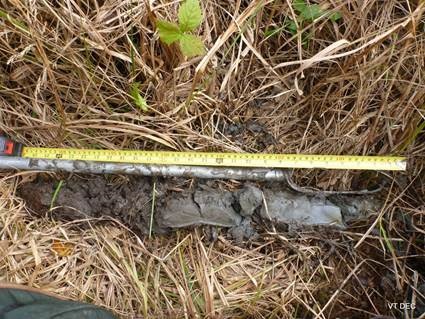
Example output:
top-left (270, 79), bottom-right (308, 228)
top-left (50, 180), bottom-right (64, 210)
top-left (130, 82), bottom-right (149, 112)
top-left (156, 0), bottom-right (205, 57)
top-left (0, 9), bottom-right (29, 34)
top-left (265, 0), bottom-right (341, 38)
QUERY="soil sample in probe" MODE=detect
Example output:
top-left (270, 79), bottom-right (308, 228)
top-left (19, 175), bottom-right (381, 238)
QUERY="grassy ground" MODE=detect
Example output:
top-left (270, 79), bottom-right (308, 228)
top-left (0, 0), bottom-right (424, 318)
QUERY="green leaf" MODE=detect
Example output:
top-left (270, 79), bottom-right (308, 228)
top-left (179, 34), bottom-right (205, 57)
top-left (178, 0), bottom-right (202, 32)
top-left (329, 11), bottom-right (342, 22)
top-left (300, 4), bottom-right (323, 21)
top-left (0, 9), bottom-right (30, 34)
top-left (130, 82), bottom-right (149, 112)
top-left (156, 19), bottom-right (182, 44)
top-left (287, 20), bottom-right (298, 35)
top-left (293, 0), bottom-right (307, 13)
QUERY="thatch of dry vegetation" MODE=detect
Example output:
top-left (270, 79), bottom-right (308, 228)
top-left (0, 0), bottom-right (424, 318)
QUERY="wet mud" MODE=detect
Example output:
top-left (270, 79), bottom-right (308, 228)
top-left (18, 175), bottom-right (381, 239)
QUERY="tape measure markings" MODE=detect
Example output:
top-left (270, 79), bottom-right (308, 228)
top-left (20, 147), bottom-right (407, 171)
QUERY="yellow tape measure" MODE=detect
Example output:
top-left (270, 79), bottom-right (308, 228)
top-left (21, 147), bottom-right (407, 171)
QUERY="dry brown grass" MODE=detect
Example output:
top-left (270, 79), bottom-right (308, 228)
top-left (1, 0), bottom-right (425, 318)
top-left (1, 178), bottom-right (424, 318)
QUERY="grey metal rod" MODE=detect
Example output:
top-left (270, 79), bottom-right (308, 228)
top-left (0, 157), bottom-right (289, 181)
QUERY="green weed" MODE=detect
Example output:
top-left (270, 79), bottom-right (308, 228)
top-left (130, 82), bottom-right (149, 112)
top-left (0, 9), bottom-right (29, 34)
top-left (50, 180), bottom-right (64, 210)
top-left (399, 104), bottom-right (425, 151)
top-left (265, 0), bottom-right (341, 41)
top-left (379, 219), bottom-right (395, 255)
top-left (401, 120), bottom-right (425, 151)
top-left (156, 0), bottom-right (205, 57)
top-left (149, 181), bottom-right (157, 239)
